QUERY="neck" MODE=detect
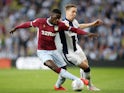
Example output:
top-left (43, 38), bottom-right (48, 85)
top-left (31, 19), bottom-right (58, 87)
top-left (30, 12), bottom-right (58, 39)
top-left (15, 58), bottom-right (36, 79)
top-left (65, 17), bottom-right (72, 22)
top-left (48, 17), bottom-right (53, 24)
top-left (65, 16), bottom-right (73, 22)
top-left (47, 17), bottom-right (54, 26)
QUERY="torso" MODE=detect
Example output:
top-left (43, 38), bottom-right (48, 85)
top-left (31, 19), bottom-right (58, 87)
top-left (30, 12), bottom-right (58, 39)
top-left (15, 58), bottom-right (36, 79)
top-left (55, 19), bottom-right (79, 54)
top-left (32, 18), bottom-right (64, 50)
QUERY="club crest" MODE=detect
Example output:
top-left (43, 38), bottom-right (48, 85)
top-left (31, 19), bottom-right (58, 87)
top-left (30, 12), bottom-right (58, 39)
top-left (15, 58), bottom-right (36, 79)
top-left (54, 25), bottom-right (58, 31)
top-left (43, 25), bottom-right (46, 28)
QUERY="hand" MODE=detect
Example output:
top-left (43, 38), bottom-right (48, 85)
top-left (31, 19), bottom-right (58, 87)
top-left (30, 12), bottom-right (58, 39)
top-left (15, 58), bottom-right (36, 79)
top-left (87, 33), bottom-right (99, 39)
top-left (10, 28), bottom-right (16, 34)
top-left (93, 19), bottom-right (103, 26)
top-left (64, 22), bottom-right (69, 27)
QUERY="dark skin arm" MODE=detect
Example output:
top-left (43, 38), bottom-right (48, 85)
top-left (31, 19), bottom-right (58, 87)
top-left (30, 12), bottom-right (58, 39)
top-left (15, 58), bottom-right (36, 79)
top-left (10, 28), bottom-right (17, 34)
top-left (63, 23), bottom-right (99, 39)
top-left (10, 22), bottom-right (31, 34)
top-left (87, 32), bottom-right (99, 38)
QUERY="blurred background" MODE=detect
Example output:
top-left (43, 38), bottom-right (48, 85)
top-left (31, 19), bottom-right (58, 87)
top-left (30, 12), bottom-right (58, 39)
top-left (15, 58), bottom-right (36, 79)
top-left (0, 0), bottom-right (124, 69)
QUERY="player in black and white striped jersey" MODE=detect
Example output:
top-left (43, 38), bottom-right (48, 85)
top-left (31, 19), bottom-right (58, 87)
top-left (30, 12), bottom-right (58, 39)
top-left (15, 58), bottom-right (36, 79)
top-left (55, 4), bottom-right (103, 91)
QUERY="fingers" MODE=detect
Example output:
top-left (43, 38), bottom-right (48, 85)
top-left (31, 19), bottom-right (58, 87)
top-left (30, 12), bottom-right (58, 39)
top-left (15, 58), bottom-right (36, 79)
top-left (97, 19), bottom-right (103, 24)
top-left (10, 28), bottom-right (16, 34)
top-left (94, 19), bottom-right (103, 26)
top-left (94, 34), bottom-right (99, 39)
top-left (9, 31), bottom-right (13, 34)
top-left (93, 34), bottom-right (99, 38)
top-left (10, 29), bottom-right (15, 34)
top-left (89, 33), bottom-right (99, 39)
top-left (95, 34), bottom-right (99, 37)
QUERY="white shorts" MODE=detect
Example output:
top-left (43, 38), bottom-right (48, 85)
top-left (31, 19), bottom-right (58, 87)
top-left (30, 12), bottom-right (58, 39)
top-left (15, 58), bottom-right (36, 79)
top-left (37, 50), bottom-right (67, 67)
top-left (61, 44), bottom-right (87, 66)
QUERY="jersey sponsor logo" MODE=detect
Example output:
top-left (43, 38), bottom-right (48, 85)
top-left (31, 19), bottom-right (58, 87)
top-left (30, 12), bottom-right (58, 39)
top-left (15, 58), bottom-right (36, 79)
top-left (42, 30), bottom-right (56, 36)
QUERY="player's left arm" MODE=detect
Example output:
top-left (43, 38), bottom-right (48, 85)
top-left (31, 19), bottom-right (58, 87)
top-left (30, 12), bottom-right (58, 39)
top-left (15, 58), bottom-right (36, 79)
top-left (79, 19), bottom-right (103, 29)
top-left (60, 22), bottom-right (98, 38)
top-left (69, 27), bottom-right (99, 38)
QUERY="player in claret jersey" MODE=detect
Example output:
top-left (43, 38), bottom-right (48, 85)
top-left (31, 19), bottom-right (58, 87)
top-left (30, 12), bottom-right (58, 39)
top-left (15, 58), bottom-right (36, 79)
top-left (10, 9), bottom-right (98, 90)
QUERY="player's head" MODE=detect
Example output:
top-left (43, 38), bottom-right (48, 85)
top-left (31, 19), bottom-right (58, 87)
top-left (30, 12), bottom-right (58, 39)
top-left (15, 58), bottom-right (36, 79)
top-left (50, 9), bottom-right (61, 25)
top-left (65, 4), bottom-right (77, 21)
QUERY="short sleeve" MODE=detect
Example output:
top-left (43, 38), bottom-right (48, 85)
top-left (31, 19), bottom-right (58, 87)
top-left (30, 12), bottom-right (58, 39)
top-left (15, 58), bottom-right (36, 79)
top-left (30, 18), bottom-right (41, 27)
top-left (59, 22), bottom-right (70, 31)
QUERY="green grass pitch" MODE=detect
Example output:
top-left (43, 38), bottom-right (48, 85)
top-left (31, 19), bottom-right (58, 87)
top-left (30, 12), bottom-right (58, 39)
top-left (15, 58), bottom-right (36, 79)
top-left (0, 67), bottom-right (124, 93)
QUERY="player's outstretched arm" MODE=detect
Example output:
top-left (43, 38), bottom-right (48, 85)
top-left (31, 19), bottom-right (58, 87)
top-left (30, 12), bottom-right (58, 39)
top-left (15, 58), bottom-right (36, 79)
top-left (70, 27), bottom-right (99, 38)
top-left (61, 22), bottom-right (99, 38)
top-left (87, 33), bottom-right (99, 38)
top-left (10, 28), bottom-right (17, 34)
top-left (10, 22), bottom-right (31, 34)
top-left (79, 19), bottom-right (103, 29)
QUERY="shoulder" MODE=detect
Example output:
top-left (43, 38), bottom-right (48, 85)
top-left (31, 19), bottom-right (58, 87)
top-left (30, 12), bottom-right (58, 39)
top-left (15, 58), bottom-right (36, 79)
top-left (73, 19), bottom-right (79, 24)
top-left (61, 20), bottom-right (70, 27)
top-left (58, 21), bottom-right (66, 26)
top-left (58, 21), bottom-right (70, 28)
top-left (73, 19), bottom-right (80, 28)
top-left (31, 18), bottom-right (47, 27)
top-left (33, 18), bottom-right (46, 23)
top-left (58, 21), bottom-right (69, 30)
top-left (62, 19), bottom-right (69, 25)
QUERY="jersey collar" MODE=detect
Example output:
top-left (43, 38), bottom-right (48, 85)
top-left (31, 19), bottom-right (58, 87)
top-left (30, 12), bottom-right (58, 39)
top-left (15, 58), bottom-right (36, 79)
top-left (47, 17), bottom-right (54, 26)
top-left (65, 18), bottom-right (73, 27)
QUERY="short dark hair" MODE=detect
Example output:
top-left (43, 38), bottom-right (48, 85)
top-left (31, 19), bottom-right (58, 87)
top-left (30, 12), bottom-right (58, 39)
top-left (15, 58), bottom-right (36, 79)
top-left (52, 9), bottom-right (61, 15)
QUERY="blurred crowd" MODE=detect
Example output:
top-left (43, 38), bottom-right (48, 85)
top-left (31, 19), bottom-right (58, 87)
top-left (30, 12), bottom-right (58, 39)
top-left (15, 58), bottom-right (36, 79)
top-left (74, 0), bottom-right (124, 61)
top-left (0, 0), bottom-right (60, 59)
top-left (0, 0), bottom-right (124, 61)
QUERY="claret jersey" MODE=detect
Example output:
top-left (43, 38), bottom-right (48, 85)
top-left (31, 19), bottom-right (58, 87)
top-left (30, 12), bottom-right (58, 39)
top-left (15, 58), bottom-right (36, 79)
top-left (31, 18), bottom-right (60, 50)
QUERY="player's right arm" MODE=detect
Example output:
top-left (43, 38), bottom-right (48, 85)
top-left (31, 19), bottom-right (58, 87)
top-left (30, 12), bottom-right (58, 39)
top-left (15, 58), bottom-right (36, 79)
top-left (10, 22), bottom-right (31, 34)
top-left (10, 18), bottom-right (40, 34)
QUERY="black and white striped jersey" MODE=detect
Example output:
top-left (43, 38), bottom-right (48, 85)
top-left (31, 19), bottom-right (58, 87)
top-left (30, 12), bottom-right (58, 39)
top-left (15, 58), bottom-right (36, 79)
top-left (55, 18), bottom-right (80, 54)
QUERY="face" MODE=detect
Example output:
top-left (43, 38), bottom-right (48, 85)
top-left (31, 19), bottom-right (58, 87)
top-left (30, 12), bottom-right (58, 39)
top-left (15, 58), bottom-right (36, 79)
top-left (50, 13), bottom-right (61, 25)
top-left (66, 7), bottom-right (77, 21)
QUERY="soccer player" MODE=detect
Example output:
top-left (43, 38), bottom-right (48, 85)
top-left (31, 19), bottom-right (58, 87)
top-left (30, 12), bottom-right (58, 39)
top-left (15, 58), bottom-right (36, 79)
top-left (10, 9), bottom-right (98, 89)
top-left (55, 4), bottom-right (103, 91)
